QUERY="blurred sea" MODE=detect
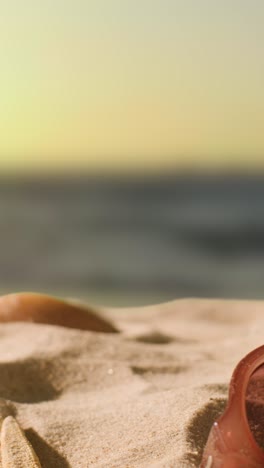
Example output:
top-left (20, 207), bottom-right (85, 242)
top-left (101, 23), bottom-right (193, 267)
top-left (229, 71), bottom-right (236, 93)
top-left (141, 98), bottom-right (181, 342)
top-left (1, 173), bottom-right (264, 306)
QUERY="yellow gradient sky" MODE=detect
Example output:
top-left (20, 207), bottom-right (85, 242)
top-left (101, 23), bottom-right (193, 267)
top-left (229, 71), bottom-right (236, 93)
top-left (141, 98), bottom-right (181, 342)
top-left (0, 1), bottom-right (263, 173)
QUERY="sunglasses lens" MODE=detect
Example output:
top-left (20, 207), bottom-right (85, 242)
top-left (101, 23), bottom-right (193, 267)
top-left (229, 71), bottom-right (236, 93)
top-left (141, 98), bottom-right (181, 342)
top-left (246, 364), bottom-right (264, 450)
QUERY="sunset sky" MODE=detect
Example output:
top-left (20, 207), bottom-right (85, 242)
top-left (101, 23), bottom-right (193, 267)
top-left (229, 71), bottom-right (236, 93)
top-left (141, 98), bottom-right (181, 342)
top-left (0, 1), bottom-right (263, 173)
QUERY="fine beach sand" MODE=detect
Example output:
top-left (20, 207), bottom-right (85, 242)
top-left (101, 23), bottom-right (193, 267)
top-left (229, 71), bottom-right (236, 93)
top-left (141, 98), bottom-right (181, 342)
top-left (1, 297), bottom-right (264, 467)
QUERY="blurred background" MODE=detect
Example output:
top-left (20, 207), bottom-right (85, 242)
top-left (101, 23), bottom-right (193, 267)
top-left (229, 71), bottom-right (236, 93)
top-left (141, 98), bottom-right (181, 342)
top-left (0, 1), bottom-right (263, 306)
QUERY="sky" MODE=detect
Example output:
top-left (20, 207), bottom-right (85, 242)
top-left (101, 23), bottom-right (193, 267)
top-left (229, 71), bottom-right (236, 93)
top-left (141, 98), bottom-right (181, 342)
top-left (0, 1), bottom-right (263, 173)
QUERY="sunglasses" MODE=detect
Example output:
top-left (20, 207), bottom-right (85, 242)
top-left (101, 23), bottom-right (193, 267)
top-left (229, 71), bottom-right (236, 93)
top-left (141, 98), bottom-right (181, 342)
top-left (200, 344), bottom-right (264, 467)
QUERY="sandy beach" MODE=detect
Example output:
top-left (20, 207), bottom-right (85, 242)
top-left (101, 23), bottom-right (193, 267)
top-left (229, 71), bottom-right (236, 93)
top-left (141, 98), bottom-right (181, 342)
top-left (0, 297), bottom-right (264, 467)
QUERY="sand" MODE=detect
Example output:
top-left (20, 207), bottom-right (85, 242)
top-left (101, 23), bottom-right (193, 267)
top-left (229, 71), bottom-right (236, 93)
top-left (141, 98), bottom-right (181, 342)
top-left (1, 297), bottom-right (264, 467)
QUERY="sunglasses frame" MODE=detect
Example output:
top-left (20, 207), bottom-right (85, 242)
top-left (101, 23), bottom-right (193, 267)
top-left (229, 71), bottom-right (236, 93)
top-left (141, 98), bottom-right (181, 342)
top-left (200, 344), bottom-right (264, 467)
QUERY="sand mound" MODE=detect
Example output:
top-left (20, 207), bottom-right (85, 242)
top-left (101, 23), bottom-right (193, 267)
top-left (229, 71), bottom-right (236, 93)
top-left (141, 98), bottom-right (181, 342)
top-left (0, 298), bottom-right (264, 467)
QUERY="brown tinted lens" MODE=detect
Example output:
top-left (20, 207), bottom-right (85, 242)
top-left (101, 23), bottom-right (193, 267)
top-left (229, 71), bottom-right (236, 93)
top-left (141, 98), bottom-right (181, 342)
top-left (246, 364), bottom-right (264, 449)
